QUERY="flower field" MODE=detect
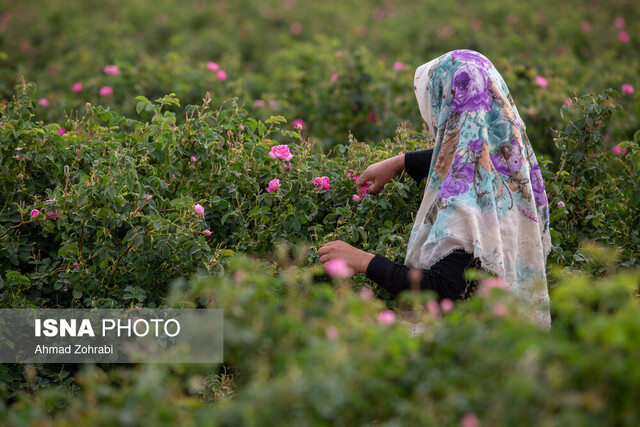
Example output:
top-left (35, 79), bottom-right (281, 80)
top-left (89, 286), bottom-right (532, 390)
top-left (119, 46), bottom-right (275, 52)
top-left (1, 0), bottom-right (640, 424)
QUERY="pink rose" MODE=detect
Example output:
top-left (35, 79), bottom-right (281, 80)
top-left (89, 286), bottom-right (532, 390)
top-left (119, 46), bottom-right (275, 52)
top-left (146, 195), bottom-right (153, 200)
top-left (460, 413), bottom-right (480, 427)
top-left (217, 70), bottom-right (227, 81)
top-left (206, 61), bottom-right (220, 71)
top-left (290, 22), bottom-right (303, 35)
top-left (194, 203), bottom-right (205, 217)
top-left (613, 144), bottom-right (628, 156)
top-left (103, 65), bottom-right (121, 76)
top-left (325, 326), bottom-right (339, 340)
top-left (478, 276), bottom-right (509, 297)
top-left (618, 31), bottom-right (630, 43)
top-left (38, 98), bottom-right (50, 108)
top-left (440, 298), bottom-right (454, 313)
top-left (47, 211), bottom-right (59, 220)
top-left (57, 127), bottom-right (66, 135)
top-left (622, 84), bottom-right (634, 94)
top-left (352, 194), bottom-right (361, 202)
top-left (325, 257), bottom-right (353, 278)
top-left (313, 176), bottom-right (331, 191)
top-left (16, 147), bottom-right (23, 151)
top-left (426, 300), bottom-right (440, 316)
top-left (393, 61), bottom-right (404, 70)
top-left (493, 302), bottom-right (508, 317)
top-left (331, 73), bottom-right (339, 82)
top-left (266, 178), bottom-right (280, 193)
top-left (580, 21), bottom-right (592, 33)
top-left (191, 156), bottom-right (197, 162)
top-left (292, 119), bottom-right (305, 130)
top-left (359, 183), bottom-right (370, 197)
top-left (534, 76), bottom-right (548, 88)
top-left (71, 82), bottom-right (83, 92)
top-left (203, 229), bottom-right (212, 237)
top-left (254, 99), bottom-right (266, 107)
top-left (614, 16), bottom-right (625, 29)
top-left (377, 310), bottom-right (396, 324)
top-left (557, 201), bottom-right (565, 208)
top-left (30, 209), bottom-right (40, 217)
top-left (99, 86), bottom-right (113, 97)
top-left (268, 145), bottom-right (293, 161)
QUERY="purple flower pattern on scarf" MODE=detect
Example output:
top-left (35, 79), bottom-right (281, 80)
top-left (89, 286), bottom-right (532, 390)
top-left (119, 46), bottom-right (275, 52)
top-left (451, 49), bottom-right (493, 70)
top-left (438, 154), bottom-right (474, 199)
top-left (451, 63), bottom-right (492, 113)
top-left (490, 139), bottom-right (522, 176)
top-left (529, 163), bottom-right (548, 207)
top-left (468, 138), bottom-right (483, 153)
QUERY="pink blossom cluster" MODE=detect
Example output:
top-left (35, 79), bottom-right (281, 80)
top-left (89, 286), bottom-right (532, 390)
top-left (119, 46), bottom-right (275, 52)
top-left (103, 65), bottom-right (121, 76)
top-left (313, 176), bottom-right (330, 191)
top-left (425, 298), bottom-right (454, 316)
top-left (206, 62), bottom-right (228, 81)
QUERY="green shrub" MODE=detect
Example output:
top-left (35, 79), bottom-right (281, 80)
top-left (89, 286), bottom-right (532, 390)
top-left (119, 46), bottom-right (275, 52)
top-left (544, 90), bottom-right (640, 271)
top-left (1, 83), bottom-right (639, 405)
top-left (2, 254), bottom-right (639, 426)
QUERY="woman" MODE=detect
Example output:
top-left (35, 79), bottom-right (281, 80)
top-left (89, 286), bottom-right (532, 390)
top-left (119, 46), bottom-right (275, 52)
top-left (318, 49), bottom-right (552, 327)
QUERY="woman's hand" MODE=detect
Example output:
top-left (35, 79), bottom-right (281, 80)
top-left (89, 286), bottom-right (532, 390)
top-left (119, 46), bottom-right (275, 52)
top-left (318, 240), bottom-right (375, 275)
top-left (355, 154), bottom-right (405, 195)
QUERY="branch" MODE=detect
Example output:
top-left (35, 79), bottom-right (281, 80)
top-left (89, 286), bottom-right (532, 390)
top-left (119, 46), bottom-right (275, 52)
top-left (0, 221), bottom-right (26, 239)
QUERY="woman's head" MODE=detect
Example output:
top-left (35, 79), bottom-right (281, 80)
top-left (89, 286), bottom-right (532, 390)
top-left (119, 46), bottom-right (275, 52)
top-left (414, 50), bottom-right (501, 138)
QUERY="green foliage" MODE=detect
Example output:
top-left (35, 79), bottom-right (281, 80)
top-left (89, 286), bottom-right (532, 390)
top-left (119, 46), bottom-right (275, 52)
top-left (545, 90), bottom-right (640, 271)
top-left (2, 0), bottom-right (640, 422)
top-left (3, 255), bottom-right (640, 425)
top-left (1, 86), bottom-right (639, 424)
top-left (1, 0), bottom-right (638, 154)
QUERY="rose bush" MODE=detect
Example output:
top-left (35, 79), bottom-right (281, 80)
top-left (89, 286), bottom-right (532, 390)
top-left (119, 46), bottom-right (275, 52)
top-left (1, 0), bottom-right (640, 422)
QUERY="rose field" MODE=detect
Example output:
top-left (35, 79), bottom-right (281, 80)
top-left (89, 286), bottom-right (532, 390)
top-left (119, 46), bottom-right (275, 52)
top-left (1, 0), bottom-right (640, 425)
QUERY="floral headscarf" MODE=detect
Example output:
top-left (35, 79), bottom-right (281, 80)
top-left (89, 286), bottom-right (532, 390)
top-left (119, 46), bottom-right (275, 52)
top-left (407, 50), bottom-right (552, 327)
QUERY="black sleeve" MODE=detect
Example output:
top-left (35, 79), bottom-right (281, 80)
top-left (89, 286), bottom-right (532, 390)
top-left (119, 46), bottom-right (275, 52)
top-left (403, 149), bottom-right (434, 183)
top-left (365, 252), bottom-right (474, 301)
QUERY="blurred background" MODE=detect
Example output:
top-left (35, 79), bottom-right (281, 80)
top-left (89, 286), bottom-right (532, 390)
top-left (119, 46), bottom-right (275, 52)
top-left (1, 0), bottom-right (638, 157)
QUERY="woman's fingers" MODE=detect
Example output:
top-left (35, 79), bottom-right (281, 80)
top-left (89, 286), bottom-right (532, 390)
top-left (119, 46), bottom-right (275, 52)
top-left (318, 241), bottom-right (348, 264)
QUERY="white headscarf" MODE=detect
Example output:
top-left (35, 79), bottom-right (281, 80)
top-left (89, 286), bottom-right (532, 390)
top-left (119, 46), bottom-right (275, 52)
top-left (406, 50), bottom-right (552, 327)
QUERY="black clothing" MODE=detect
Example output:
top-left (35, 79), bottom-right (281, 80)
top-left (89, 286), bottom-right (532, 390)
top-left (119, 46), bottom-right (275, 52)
top-left (403, 149), bottom-right (434, 183)
top-left (364, 149), bottom-right (478, 300)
